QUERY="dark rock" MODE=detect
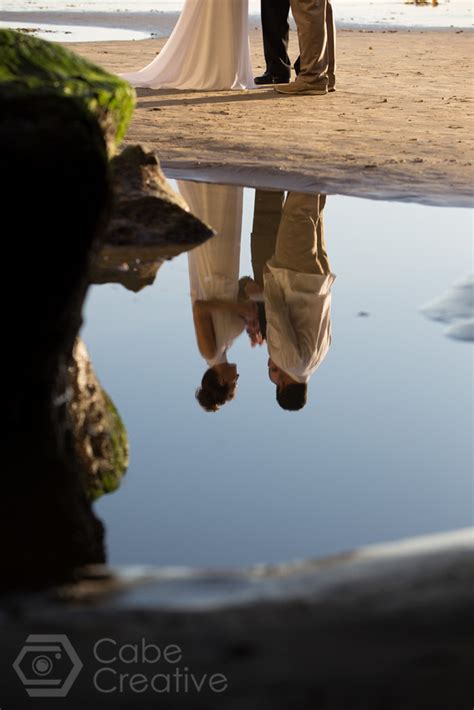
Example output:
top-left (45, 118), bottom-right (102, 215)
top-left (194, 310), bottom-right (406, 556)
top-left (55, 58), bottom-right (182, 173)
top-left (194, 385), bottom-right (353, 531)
top-left (91, 146), bottom-right (214, 291)
top-left (90, 247), bottom-right (165, 292)
top-left (106, 145), bottom-right (215, 251)
top-left (0, 85), bottom-right (215, 589)
top-left (68, 339), bottom-right (129, 501)
top-left (0, 28), bottom-right (135, 154)
top-left (0, 93), bottom-right (110, 591)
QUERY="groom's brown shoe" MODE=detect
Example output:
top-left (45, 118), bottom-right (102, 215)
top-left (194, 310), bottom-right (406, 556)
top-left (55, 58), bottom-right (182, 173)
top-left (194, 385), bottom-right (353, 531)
top-left (275, 80), bottom-right (327, 96)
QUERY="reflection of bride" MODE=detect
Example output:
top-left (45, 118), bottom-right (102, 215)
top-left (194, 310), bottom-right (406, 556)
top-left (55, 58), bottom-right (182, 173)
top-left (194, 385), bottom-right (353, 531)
top-left (120, 0), bottom-right (255, 91)
top-left (178, 181), bottom-right (257, 412)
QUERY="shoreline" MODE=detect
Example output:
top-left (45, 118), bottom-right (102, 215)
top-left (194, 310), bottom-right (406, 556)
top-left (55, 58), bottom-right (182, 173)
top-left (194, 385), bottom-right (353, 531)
top-left (162, 164), bottom-right (473, 208)
top-left (1, 9), bottom-right (473, 35)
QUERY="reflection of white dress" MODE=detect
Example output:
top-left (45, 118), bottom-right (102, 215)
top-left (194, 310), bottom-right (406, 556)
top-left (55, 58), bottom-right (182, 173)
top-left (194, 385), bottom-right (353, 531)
top-left (178, 181), bottom-right (245, 367)
top-left (121, 0), bottom-right (255, 90)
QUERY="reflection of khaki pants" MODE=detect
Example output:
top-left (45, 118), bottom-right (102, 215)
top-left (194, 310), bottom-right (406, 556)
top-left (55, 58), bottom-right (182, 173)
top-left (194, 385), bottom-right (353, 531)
top-left (252, 190), bottom-right (330, 276)
top-left (273, 192), bottom-right (330, 275)
top-left (251, 189), bottom-right (285, 286)
top-left (290, 0), bottom-right (336, 89)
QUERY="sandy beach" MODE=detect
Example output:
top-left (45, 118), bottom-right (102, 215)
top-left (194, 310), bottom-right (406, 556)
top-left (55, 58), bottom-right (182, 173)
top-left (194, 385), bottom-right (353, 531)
top-left (7, 9), bottom-right (472, 206)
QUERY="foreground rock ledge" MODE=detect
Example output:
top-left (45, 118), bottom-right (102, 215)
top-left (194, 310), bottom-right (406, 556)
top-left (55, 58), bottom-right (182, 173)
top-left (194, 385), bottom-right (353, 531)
top-left (1, 529), bottom-right (472, 709)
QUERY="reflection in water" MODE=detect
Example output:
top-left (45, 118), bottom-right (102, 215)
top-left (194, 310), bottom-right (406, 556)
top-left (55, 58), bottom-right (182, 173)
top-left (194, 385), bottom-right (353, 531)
top-left (179, 182), bottom-right (335, 412)
top-left (69, 338), bottom-right (129, 501)
top-left (84, 184), bottom-right (472, 569)
top-left (420, 274), bottom-right (474, 342)
top-left (91, 246), bottom-right (165, 293)
top-left (179, 181), bottom-right (258, 411)
top-left (248, 190), bottom-right (335, 411)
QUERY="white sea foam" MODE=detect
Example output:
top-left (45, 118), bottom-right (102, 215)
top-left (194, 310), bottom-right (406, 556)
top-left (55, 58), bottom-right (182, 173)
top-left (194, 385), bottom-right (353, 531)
top-left (446, 320), bottom-right (474, 341)
top-left (420, 274), bottom-right (474, 342)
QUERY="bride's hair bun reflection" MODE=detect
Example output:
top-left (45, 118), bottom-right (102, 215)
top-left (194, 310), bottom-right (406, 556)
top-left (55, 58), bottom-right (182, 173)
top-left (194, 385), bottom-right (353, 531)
top-left (196, 369), bottom-right (235, 413)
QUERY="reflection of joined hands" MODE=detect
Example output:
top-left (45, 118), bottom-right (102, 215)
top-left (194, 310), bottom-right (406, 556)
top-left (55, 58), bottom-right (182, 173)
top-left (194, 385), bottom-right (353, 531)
top-left (246, 320), bottom-right (264, 347)
top-left (239, 279), bottom-right (265, 347)
top-left (194, 298), bottom-right (263, 347)
top-left (238, 301), bottom-right (264, 348)
top-left (237, 300), bottom-right (258, 322)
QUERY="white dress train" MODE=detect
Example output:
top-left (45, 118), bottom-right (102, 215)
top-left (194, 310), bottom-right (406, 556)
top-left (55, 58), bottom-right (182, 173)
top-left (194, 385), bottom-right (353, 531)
top-left (121, 0), bottom-right (255, 91)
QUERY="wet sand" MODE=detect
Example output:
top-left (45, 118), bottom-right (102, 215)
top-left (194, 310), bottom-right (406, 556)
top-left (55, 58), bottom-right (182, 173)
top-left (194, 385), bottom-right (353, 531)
top-left (35, 19), bottom-right (474, 205)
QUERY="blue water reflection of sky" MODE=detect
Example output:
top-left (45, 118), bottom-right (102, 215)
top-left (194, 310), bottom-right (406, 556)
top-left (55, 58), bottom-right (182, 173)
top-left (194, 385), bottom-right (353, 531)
top-left (82, 190), bottom-right (473, 568)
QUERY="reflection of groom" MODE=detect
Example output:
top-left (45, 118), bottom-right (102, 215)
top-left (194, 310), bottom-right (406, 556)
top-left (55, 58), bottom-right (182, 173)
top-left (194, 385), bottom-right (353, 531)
top-left (248, 190), bottom-right (335, 411)
top-left (255, 0), bottom-right (336, 96)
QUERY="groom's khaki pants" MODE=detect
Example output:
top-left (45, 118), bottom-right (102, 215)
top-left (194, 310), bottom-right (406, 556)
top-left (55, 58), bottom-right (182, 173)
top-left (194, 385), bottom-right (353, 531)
top-left (290, 0), bottom-right (336, 89)
top-left (252, 190), bottom-right (330, 276)
top-left (273, 192), bottom-right (330, 275)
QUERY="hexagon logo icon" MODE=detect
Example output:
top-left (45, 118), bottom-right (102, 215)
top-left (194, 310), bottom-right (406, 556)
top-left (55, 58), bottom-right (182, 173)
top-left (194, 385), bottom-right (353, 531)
top-left (13, 634), bottom-right (83, 697)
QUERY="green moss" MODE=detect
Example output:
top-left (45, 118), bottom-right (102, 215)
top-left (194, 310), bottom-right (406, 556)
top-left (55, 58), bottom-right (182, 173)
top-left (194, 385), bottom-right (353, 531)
top-left (103, 390), bottom-right (129, 488)
top-left (87, 390), bottom-right (130, 502)
top-left (0, 29), bottom-right (135, 152)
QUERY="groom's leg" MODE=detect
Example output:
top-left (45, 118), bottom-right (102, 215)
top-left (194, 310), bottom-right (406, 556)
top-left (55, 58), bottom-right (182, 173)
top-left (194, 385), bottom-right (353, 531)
top-left (272, 193), bottom-right (330, 275)
top-left (289, 0), bottom-right (329, 90)
top-left (261, 0), bottom-right (292, 78)
top-left (251, 189), bottom-right (284, 340)
top-left (327, 0), bottom-right (336, 90)
top-left (251, 189), bottom-right (284, 285)
top-left (294, 1), bottom-right (335, 87)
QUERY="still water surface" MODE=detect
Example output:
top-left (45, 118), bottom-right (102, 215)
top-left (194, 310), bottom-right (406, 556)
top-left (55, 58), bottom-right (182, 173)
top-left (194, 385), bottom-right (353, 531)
top-left (83, 182), bottom-right (473, 568)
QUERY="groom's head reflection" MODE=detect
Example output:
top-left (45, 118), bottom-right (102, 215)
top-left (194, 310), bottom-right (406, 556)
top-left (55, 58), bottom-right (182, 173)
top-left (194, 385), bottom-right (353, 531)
top-left (268, 357), bottom-right (308, 411)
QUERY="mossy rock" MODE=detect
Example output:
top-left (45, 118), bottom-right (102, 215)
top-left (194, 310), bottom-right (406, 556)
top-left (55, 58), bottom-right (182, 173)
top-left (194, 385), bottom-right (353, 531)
top-left (0, 28), bottom-right (135, 153)
top-left (89, 390), bottom-right (130, 501)
top-left (68, 339), bottom-right (129, 502)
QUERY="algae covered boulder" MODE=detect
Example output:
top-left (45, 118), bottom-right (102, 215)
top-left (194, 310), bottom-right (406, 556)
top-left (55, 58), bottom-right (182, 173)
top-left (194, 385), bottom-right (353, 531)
top-left (0, 28), bottom-right (135, 153)
top-left (68, 339), bottom-right (129, 501)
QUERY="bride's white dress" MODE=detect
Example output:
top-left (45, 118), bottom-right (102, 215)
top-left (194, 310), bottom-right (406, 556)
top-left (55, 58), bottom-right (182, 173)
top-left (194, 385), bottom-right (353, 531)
top-left (179, 180), bottom-right (245, 367)
top-left (121, 0), bottom-right (255, 91)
